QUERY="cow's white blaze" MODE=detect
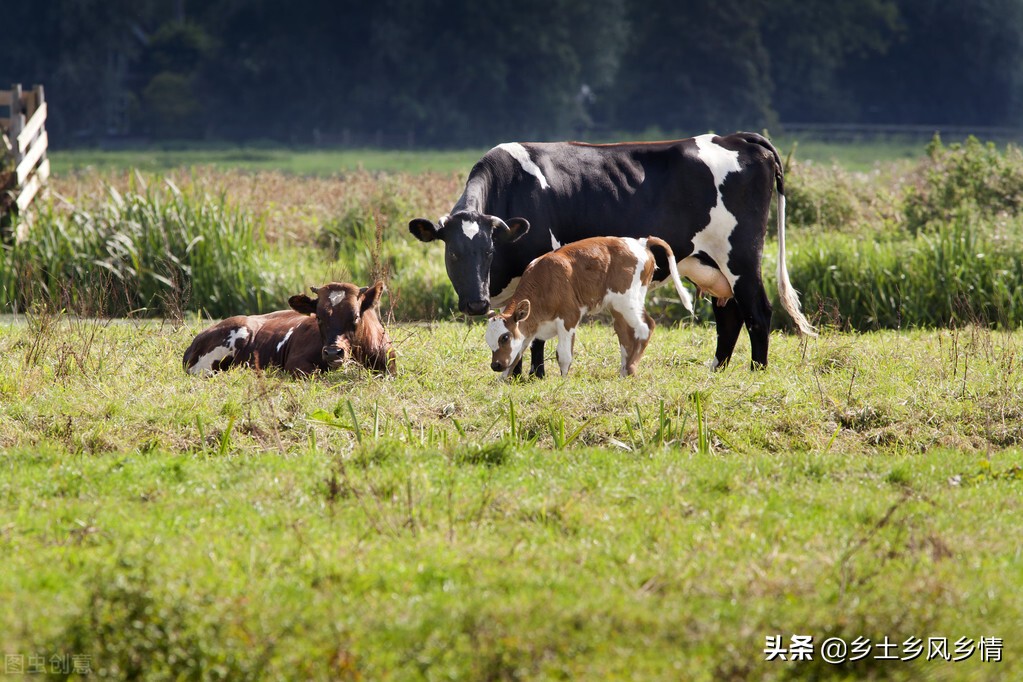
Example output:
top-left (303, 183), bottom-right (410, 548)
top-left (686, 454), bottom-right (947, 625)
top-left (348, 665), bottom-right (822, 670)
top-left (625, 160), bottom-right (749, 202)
top-left (485, 317), bottom-right (508, 351)
top-left (692, 134), bottom-right (742, 287)
top-left (497, 143), bottom-right (550, 189)
top-left (602, 238), bottom-right (651, 340)
top-left (329, 290), bottom-right (345, 307)
top-left (550, 231), bottom-right (562, 251)
top-left (276, 326), bottom-right (295, 353)
top-left (461, 220), bottom-right (480, 240)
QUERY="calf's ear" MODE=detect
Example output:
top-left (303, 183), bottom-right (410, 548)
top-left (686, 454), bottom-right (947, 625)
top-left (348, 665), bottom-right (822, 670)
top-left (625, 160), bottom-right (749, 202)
top-left (409, 218), bottom-right (441, 242)
top-left (289, 294), bottom-right (317, 315)
top-left (513, 299), bottom-right (531, 322)
top-left (493, 217), bottom-right (530, 243)
top-left (359, 281), bottom-right (384, 312)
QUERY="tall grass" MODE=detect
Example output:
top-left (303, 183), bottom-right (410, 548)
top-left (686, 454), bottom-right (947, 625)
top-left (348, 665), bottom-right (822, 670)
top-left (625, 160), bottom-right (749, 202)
top-left (1, 174), bottom-right (293, 318)
top-left (8, 136), bottom-right (1023, 328)
top-left (786, 208), bottom-right (1023, 330)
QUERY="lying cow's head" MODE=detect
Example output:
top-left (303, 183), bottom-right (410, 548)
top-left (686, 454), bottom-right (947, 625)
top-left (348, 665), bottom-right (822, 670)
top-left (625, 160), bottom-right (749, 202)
top-left (409, 210), bottom-right (529, 315)
top-left (485, 299), bottom-right (531, 378)
top-left (288, 282), bottom-right (385, 369)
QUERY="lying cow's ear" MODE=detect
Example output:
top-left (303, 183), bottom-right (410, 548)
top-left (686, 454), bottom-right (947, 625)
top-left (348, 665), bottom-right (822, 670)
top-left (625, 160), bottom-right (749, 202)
top-left (494, 217), bottom-right (530, 243)
top-left (513, 299), bottom-right (531, 323)
top-left (288, 294), bottom-right (317, 315)
top-left (359, 281), bottom-right (384, 312)
top-left (409, 218), bottom-right (441, 242)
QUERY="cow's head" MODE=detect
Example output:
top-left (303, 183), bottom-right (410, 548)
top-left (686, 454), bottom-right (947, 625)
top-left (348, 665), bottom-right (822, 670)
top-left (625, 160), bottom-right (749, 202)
top-left (288, 282), bottom-right (384, 369)
top-left (485, 299), bottom-right (531, 379)
top-left (409, 210), bottom-right (529, 315)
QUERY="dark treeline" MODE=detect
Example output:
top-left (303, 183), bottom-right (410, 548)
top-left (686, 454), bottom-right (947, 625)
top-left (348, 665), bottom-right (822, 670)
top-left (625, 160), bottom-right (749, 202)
top-left (3, 0), bottom-right (1022, 147)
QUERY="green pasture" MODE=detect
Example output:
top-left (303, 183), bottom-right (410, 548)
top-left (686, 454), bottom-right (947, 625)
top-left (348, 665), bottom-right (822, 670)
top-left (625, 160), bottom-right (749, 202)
top-left (49, 147), bottom-right (489, 177)
top-left (1, 315), bottom-right (1021, 680)
top-left (2, 136), bottom-right (1023, 679)
top-left (48, 135), bottom-right (932, 176)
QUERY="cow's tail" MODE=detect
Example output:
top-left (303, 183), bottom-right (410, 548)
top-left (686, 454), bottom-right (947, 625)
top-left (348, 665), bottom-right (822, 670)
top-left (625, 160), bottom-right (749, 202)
top-left (740, 132), bottom-right (817, 338)
top-left (646, 237), bottom-right (695, 315)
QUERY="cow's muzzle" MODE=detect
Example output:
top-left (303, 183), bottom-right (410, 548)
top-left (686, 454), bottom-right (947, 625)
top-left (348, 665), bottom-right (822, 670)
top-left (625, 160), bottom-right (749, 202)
top-left (322, 345), bottom-right (348, 366)
top-left (461, 299), bottom-right (490, 316)
top-left (491, 360), bottom-right (503, 372)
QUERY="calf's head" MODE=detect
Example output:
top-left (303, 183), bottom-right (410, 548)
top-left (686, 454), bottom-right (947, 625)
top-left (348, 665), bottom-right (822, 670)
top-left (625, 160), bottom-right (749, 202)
top-left (409, 210), bottom-right (529, 315)
top-left (485, 300), bottom-right (531, 377)
top-left (288, 281), bottom-right (387, 370)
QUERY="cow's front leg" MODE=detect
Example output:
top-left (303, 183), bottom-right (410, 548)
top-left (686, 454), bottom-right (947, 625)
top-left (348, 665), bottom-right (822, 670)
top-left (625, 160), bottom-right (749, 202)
top-left (529, 339), bottom-right (546, 378)
top-left (556, 328), bottom-right (575, 376)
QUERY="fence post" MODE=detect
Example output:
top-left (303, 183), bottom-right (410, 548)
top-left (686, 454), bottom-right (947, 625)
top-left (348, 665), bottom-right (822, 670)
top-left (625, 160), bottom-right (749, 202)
top-left (9, 83), bottom-right (24, 166)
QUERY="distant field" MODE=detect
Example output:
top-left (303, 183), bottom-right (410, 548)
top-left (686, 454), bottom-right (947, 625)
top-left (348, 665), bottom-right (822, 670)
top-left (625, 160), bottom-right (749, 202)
top-left (48, 146), bottom-right (490, 176)
top-left (48, 135), bottom-right (934, 176)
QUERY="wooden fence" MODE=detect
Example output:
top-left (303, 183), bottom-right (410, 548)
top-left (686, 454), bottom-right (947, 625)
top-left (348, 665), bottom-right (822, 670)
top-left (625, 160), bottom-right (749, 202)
top-left (1, 83), bottom-right (49, 214)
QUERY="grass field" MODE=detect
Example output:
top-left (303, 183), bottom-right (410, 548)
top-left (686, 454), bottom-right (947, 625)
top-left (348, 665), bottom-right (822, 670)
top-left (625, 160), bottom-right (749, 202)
top-left (3, 138), bottom-right (1023, 679)
top-left (1, 313), bottom-right (1021, 680)
top-left (48, 135), bottom-right (932, 176)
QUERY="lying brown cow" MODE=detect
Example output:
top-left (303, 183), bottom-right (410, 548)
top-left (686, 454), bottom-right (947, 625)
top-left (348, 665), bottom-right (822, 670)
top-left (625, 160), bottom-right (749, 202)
top-left (486, 236), bottom-right (719, 378)
top-left (183, 281), bottom-right (396, 376)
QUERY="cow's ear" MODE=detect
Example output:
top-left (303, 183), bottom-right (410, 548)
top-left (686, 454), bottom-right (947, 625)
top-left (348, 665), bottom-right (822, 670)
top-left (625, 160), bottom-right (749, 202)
top-left (409, 218), bottom-right (441, 242)
top-left (494, 217), bottom-right (530, 243)
top-left (513, 299), bottom-right (531, 322)
top-left (360, 281), bottom-right (384, 312)
top-left (289, 294), bottom-right (317, 315)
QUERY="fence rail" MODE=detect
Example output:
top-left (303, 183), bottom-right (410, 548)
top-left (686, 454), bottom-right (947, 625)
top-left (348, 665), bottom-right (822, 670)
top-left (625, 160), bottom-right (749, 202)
top-left (2, 83), bottom-right (49, 216)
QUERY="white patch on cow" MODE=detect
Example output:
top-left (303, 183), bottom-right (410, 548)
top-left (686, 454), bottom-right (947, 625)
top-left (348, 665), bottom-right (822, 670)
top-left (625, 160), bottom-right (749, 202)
top-left (490, 276), bottom-right (521, 307)
top-left (550, 231), bottom-right (562, 251)
top-left (276, 326), bottom-right (295, 353)
top-left (534, 319), bottom-right (560, 342)
top-left (188, 326), bottom-right (249, 376)
top-left (189, 346), bottom-right (233, 375)
top-left (461, 220), bottom-right (480, 240)
top-left (329, 290), bottom-right (345, 307)
top-left (226, 327), bottom-right (249, 350)
top-left (602, 238), bottom-right (651, 340)
top-left (691, 134), bottom-right (742, 288)
top-left (497, 143), bottom-right (550, 189)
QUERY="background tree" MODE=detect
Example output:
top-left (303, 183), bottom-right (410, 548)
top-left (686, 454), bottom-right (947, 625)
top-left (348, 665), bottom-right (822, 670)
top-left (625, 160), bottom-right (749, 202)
top-left (1, 0), bottom-right (1020, 147)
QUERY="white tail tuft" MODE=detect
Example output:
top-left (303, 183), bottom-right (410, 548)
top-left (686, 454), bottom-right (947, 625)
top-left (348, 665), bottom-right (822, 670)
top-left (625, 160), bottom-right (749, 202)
top-left (776, 194), bottom-right (817, 337)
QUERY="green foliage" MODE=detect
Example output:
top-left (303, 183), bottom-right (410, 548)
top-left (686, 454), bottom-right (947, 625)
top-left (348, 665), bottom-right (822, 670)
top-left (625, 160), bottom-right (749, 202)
top-left (12, 0), bottom-right (1023, 146)
top-left (904, 136), bottom-right (1023, 234)
top-left (0, 175), bottom-right (291, 318)
top-left (317, 178), bottom-right (457, 319)
top-left (787, 206), bottom-right (1023, 331)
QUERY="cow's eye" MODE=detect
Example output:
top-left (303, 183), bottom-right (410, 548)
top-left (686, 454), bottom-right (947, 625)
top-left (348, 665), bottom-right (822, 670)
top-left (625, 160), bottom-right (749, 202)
top-left (499, 333), bottom-right (510, 344)
top-left (485, 247), bottom-right (494, 257)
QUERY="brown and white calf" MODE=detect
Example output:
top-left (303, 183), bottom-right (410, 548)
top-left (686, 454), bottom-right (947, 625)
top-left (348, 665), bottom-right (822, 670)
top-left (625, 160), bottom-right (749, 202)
top-left (486, 236), bottom-right (720, 378)
top-left (183, 281), bottom-right (396, 376)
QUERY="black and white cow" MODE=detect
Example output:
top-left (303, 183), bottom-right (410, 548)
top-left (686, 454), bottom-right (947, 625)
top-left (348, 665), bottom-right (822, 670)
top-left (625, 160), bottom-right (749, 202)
top-left (409, 132), bottom-right (816, 373)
